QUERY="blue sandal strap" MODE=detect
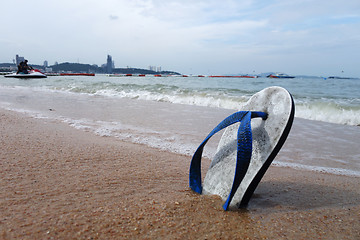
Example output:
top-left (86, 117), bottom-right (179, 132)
top-left (189, 111), bottom-right (267, 210)
top-left (223, 112), bottom-right (252, 210)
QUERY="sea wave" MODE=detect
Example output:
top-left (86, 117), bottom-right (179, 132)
top-left (295, 102), bottom-right (360, 126)
top-left (2, 76), bottom-right (359, 126)
top-left (85, 87), bottom-right (360, 126)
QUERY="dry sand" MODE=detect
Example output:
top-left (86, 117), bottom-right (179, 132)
top-left (1, 109), bottom-right (359, 239)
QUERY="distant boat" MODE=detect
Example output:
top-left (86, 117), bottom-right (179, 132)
top-left (327, 76), bottom-right (351, 80)
top-left (4, 69), bottom-right (47, 78)
top-left (267, 73), bottom-right (295, 79)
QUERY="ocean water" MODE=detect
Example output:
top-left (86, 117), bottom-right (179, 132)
top-left (2, 75), bottom-right (359, 125)
top-left (1, 74), bottom-right (359, 177)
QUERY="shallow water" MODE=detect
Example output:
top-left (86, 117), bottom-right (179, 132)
top-left (1, 74), bottom-right (359, 125)
top-left (0, 82), bottom-right (359, 178)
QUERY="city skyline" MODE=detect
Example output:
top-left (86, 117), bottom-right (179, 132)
top-left (4, 54), bottom-right (167, 73)
top-left (1, 0), bottom-right (360, 77)
top-left (1, 51), bottom-right (358, 77)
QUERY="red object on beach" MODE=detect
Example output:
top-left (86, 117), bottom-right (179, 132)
top-left (60, 73), bottom-right (95, 76)
top-left (209, 75), bottom-right (257, 78)
top-left (239, 76), bottom-right (257, 78)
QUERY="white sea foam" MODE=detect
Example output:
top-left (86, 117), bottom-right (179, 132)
top-left (89, 86), bottom-right (360, 126)
top-left (3, 106), bottom-right (207, 157)
top-left (295, 102), bottom-right (360, 126)
top-left (92, 88), bottom-right (246, 110)
top-left (272, 161), bottom-right (360, 177)
top-left (3, 107), bottom-right (51, 120)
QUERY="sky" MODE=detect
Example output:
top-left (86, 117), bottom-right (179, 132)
top-left (1, 0), bottom-right (360, 77)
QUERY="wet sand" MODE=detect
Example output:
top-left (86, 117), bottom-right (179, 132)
top-left (1, 109), bottom-right (360, 239)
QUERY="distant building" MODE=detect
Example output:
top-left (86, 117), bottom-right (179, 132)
top-left (106, 55), bottom-right (113, 74)
top-left (149, 66), bottom-right (162, 72)
top-left (15, 55), bottom-right (25, 66)
top-left (44, 60), bottom-right (48, 67)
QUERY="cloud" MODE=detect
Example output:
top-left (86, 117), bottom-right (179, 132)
top-left (109, 15), bottom-right (119, 20)
top-left (0, 0), bottom-right (359, 76)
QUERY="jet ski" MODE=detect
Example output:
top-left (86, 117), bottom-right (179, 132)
top-left (4, 69), bottom-right (47, 78)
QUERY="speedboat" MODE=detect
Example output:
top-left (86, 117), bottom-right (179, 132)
top-left (327, 76), bottom-right (351, 80)
top-left (267, 73), bottom-right (295, 79)
top-left (4, 69), bottom-right (47, 78)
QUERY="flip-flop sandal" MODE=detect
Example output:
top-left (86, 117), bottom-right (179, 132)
top-left (189, 86), bottom-right (295, 210)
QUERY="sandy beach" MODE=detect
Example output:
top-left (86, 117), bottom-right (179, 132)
top-left (1, 109), bottom-right (360, 239)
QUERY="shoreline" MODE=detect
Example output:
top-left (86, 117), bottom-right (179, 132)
top-left (1, 109), bottom-right (360, 239)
